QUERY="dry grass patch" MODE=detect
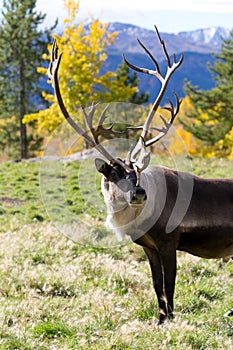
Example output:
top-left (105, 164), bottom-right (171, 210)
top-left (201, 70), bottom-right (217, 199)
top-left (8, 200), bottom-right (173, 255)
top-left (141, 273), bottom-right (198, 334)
top-left (0, 157), bottom-right (233, 349)
top-left (0, 220), bottom-right (232, 349)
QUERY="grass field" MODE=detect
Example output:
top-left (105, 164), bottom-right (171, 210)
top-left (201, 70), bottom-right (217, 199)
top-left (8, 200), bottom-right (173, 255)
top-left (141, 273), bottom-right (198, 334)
top-left (0, 156), bottom-right (233, 349)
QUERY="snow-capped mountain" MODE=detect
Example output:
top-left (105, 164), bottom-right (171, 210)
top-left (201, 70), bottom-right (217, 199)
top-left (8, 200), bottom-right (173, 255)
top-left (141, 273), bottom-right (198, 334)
top-left (106, 22), bottom-right (231, 59)
top-left (102, 23), bottom-right (231, 102)
top-left (178, 27), bottom-right (230, 46)
top-left (53, 22), bottom-right (231, 103)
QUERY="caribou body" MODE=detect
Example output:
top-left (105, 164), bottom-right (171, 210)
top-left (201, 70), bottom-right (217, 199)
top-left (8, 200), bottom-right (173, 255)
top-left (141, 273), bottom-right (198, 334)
top-left (48, 26), bottom-right (233, 325)
top-left (96, 160), bottom-right (233, 324)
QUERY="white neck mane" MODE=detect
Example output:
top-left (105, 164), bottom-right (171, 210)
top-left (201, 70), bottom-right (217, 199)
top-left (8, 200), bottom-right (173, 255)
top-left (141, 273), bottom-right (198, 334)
top-left (102, 167), bottom-right (167, 241)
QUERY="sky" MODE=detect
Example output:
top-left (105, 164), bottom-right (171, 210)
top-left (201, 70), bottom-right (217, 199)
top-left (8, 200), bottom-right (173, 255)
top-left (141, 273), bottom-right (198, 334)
top-left (0, 0), bottom-right (233, 34)
top-left (37, 0), bottom-right (233, 33)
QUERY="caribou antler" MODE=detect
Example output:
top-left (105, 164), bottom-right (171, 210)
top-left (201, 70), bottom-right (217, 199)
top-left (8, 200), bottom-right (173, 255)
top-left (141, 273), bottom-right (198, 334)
top-left (48, 27), bottom-right (183, 184)
top-left (123, 25), bottom-right (184, 164)
top-left (48, 40), bottom-right (131, 171)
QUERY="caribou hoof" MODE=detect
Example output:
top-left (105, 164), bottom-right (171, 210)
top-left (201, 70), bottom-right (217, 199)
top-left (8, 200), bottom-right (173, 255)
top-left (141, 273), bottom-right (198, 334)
top-left (225, 309), bottom-right (233, 317)
top-left (156, 315), bottom-right (166, 326)
top-left (156, 313), bottom-right (174, 326)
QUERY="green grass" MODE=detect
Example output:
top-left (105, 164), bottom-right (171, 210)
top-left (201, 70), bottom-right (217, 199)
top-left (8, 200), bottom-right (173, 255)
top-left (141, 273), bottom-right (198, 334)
top-left (0, 159), bottom-right (104, 231)
top-left (0, 156), bottom-right (233, 349)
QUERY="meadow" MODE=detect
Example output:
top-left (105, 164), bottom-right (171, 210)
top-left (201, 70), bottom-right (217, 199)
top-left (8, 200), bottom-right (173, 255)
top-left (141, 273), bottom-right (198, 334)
top-left (0, 156), bottom-right (233, 349)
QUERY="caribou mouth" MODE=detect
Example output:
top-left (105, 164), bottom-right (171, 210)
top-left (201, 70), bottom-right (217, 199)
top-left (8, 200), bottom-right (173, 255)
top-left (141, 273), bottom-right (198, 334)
top-left (130, 202), bottom-right (145, 208)
top-left (129, 189), bottom-right (147, 207)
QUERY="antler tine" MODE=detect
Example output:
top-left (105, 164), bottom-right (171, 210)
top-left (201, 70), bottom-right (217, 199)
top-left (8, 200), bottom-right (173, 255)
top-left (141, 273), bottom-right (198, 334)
top-left (48, 41), bottom-right (69, 120)
top-left (154, 25), bottom-right (171, 68)
top-left (97, 104), bottom-right (110, 128)
top-left (81, 102), bottom-right (97, 132)
top-left (123, 53), bottom-right (157, 77)
top-left (163, 92), bottom-right (182, 120)
top-left (83, 103), bottom-right (124, 144)
top-left (123, 40), bottom-right (163, 82)
top-left (96, 105), bottom-right (124, 140)
top-left (145, 93), bottom-right (182, 147)
top-left (137, 38), bottom-right (160, 73)
top-left (48, 40), bottom-right (132, 171)
top-left (48, 40), bottom-right (57, 80)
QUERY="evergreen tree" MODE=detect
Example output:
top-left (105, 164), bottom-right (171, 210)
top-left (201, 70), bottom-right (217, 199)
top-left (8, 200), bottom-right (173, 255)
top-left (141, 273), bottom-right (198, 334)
top-left (0, 0), bottom-right (56, 159)
top-left (183, 29), bottom-right (233, 155)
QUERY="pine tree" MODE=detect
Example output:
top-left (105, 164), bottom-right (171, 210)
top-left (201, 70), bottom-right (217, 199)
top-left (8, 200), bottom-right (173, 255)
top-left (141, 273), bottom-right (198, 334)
top-left (183, 29), bottom-right (233, 155)
top-left (0, 0), bottom-right (56, 159)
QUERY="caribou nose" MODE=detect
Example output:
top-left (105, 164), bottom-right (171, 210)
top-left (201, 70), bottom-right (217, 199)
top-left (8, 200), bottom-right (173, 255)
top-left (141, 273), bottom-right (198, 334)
top-left (130, 186), bottom-right (147, 206)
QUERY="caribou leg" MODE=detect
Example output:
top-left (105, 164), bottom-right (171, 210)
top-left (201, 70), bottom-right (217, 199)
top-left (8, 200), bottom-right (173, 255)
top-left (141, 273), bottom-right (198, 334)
top-left (143, 246), bottom-right (177, 325)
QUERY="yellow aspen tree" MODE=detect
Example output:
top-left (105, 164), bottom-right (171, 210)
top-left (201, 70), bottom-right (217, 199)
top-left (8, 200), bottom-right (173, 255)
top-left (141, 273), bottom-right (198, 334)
top-left (24, 0), bottom-right (137, 135)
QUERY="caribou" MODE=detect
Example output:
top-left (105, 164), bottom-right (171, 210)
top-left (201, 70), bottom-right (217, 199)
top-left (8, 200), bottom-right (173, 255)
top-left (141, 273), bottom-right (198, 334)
top-left (48, 26), bottom-right (233, 325)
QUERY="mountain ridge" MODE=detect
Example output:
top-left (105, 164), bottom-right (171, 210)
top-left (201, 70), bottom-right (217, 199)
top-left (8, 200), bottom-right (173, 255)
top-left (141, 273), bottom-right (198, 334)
top-left (40, 23), bottom-right (229, 104)
top-left (107, 22), bottom-right (215, 60)
top-left (102, 22), bottom-right (230, 102)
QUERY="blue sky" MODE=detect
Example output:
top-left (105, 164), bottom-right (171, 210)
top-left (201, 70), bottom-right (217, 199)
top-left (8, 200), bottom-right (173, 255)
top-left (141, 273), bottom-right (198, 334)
top-left (0, 0), bottom-right (233, 33)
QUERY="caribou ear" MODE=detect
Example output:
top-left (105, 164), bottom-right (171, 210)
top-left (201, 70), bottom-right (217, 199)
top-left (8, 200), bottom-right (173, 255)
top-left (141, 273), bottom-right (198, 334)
top-left (95, 158), bottom-right (111, 178)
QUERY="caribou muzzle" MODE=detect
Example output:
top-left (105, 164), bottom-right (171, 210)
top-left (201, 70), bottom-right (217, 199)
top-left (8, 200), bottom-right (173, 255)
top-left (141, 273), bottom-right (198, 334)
top-left (129, 185), bottom-right (147, 206)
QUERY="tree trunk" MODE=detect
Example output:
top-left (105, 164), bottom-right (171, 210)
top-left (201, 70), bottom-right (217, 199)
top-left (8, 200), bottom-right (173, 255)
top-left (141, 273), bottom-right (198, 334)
top-left (20, 117), bottom-right (27, 159)
top-left (20, 60), bottom-right (27, 159)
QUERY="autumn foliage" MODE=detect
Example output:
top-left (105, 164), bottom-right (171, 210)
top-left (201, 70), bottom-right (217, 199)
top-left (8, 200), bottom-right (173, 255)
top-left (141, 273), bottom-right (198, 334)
top-left (24, 0), bottom-right (137, 136)
top-left (22, 0), bottom-right (232, 159)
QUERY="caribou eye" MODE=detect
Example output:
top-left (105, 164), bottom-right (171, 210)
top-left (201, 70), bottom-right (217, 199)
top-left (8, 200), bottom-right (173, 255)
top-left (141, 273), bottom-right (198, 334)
top-left (109, 169), bottom-right (122, 183)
